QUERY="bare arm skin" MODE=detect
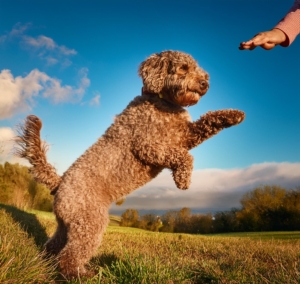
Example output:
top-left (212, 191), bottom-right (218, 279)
top-left (239, 29), bottom-right (287, 50)
top-left (239, 0), bottom-right (300, 50)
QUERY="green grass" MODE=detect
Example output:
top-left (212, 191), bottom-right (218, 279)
top-left (1, 204), bottom-right (300, 283)
top-left (208, 231), bottom-right (300, 240)
top-left (108, 214), bottom-right (121, 226)
top-left (0, 207), bottom-right (57, 283)
top-left (27, 209), bottom-right (56, 220)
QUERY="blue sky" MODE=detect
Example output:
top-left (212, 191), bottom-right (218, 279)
top-left (0, 0), bottom-right (299, 213)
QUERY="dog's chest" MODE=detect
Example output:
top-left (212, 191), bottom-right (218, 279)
top-left (140, 108), bottom-right (191, 146)
top-left (114, 97), bottom-right (192, 146)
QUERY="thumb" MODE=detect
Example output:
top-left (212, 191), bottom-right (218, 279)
top-left (261, 42), bottom-right (276, 50)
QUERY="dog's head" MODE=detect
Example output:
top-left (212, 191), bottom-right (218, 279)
top-left (139, 50), bottom-right (209, 107)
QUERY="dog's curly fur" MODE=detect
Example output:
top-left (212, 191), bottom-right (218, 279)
top-left (15, 50), bottom-right (245, 278)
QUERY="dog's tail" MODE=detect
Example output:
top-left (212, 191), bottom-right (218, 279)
top-left (14, 115), bottom-right (61, 194)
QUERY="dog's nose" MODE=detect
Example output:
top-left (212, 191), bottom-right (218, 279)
top-left (199, 80), bottom-right (208, 90)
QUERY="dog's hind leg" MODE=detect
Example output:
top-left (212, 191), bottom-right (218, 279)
top-left (57, 205), bottom-right (109, 279)
top-left (44, 217), bottom-right (67, 256)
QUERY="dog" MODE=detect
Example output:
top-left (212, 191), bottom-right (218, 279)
top-left (15, 50), bottom-right (245, 278)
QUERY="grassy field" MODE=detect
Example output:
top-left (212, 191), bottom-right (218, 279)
top-left (0, 204), bottom-right (299, 283)
top-left (208, 231), bottom-right (300, 240)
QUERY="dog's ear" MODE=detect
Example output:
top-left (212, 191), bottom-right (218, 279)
top-left (138, 53), bottom-right (169, 94)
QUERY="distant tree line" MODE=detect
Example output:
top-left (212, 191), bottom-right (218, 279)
top-left (120, 185), bottom-right (300, 233)
top-left (0, 162), bottom-right (53, 211)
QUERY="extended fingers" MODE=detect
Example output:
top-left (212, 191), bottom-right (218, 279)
top-left (239, 32), bottom-right (271, 50)
top-left (250, 32), bottom-right (271, 45)
top-left (239, 29), bottom-right (286, 51)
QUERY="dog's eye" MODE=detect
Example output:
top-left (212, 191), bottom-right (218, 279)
top-left (177, 64), bottom-right (188, 75)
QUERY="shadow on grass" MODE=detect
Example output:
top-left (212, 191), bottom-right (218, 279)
top-left (91, 253), bottom-right (120, 268)
top-left (0, 204), bottom-right (48, 248)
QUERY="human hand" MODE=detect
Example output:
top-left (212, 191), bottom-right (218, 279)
top-left (239, 29), bottom-right (287, 50)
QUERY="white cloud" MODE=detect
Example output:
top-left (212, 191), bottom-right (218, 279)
top-left (43, 68), bottom-right (90, 103)
top-left (23, 35), bottom-right (56, 49)
top-left (89, 93), bottom-right (100, 106)
top-left (110, 162), bottom-right (300, 213)
top-left (23, 35), bottom-right (77, 56)
top-left (0, 22), bottom-right (30, 44)
top-left (0, 68), bottom-right (90, 119)
top-left (22, 35), bottom-right (77, 66)
top-left (45, 56), bottom-right (59, 66)
top-left (1, 23), bottom-right (77, 66)
top-left (0, 127), bottom-right (29, 166)
top-left (61, 59), bottom-right (72, 68)
top-left (59, 44), bottom-right (77, 55)
top-left (9, 22), bottom-right (31, 37)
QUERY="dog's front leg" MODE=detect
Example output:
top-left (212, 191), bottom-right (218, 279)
top-left (132, 142), bottom-right (193, 189)
top-left (184, 109), bottom-right (245, 150)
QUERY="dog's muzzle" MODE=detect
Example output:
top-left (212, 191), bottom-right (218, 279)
top-left (199, 80), bottom-right (209, 91)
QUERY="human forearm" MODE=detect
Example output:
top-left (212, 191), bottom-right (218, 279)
top-left (274, 0), bottom-right (300, 46)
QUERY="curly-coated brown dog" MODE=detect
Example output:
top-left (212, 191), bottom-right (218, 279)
top-left (15, 50), bottom-right (245, 278)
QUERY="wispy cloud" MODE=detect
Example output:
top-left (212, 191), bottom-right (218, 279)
top-left (0, 68), bottom-right (90, 119)
top-left (22, 35), bottom-right (77, 66)
top-left (23, 35), bottom-right (56, 49)
top-left (23, 35), bottom-right (77, 54)
top-left (0, 22), bottom-right (27, 44)
top-left (43, 67), bottom-right (90, 103)
top-left (89, 92), bottom-right (100, 106)
top-left (1, 23), bottom-right (77, 67)
top-left (45, 56), bottom-right (59, 66)
top-left (7, 22), bottom-right (31, 38)
top-left (0, 22), bottom-right (30, 43)
top-left (110, 162), bottom-right (300, 213)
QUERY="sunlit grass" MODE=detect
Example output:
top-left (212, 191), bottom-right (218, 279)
top-left (208, 231), bottom-right (300, 240)
top-left (0, 208), bottom-right (57, 283)
top-left (27, 209), bottom-right (55, 220)
top-left (1, 205), bottom-right (300, 283)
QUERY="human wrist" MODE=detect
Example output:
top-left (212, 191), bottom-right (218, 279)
top-left (271, 28), bottom-right (288, 44)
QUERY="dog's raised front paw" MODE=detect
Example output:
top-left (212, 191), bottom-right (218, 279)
top-left (172, 167), bottom-right (191, 190)
top-left (205, 109), bottom-right (245, 128)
